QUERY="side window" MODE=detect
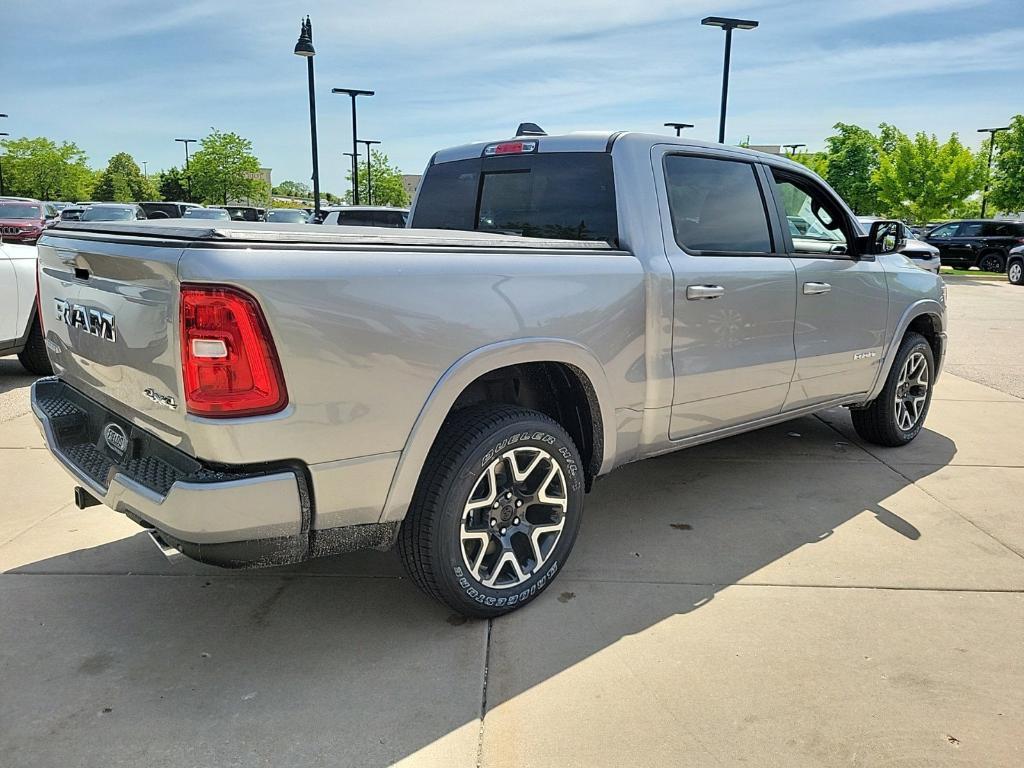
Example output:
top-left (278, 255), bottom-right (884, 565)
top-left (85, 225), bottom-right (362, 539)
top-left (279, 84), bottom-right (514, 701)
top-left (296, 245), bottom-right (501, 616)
top-left (323, 212), bottom-right (338, 225)
top-left (929, 223), bottom-right (958, 238)
top-left (771, 171), bottom-right (849, 255)
top-left (338, 210), bottom-right (375, 226)
top-left (959, 222), bottom-right (984, 237)
top-left (982, 222), bottom-right (1013, 237)
top-left (663, 155), bottom-right (772, 253)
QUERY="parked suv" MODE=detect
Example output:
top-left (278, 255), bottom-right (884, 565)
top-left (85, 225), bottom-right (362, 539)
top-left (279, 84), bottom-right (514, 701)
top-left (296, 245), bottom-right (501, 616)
top-left (923, 219), bottom-right (1024, 272)
top-left (0, 199), bottom-right (57, 244)
top-left (1007, 245), bottom-right (1024, 286)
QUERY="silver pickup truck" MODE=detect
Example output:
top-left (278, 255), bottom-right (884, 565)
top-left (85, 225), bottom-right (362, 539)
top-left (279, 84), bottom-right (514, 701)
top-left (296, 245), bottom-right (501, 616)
top-left (31, 130), bottom-right (946, 617)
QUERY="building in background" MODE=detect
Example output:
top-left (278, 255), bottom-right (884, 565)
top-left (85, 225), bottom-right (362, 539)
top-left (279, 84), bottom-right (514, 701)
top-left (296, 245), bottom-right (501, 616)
top-left (401, 174), bottom-right (421, 201)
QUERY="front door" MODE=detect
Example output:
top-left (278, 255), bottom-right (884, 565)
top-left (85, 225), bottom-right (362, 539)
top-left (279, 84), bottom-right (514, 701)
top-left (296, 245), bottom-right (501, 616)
top-left (655, 149), bottom-right (797, 440)
top-left (766, 169), bottom-right (888, 408)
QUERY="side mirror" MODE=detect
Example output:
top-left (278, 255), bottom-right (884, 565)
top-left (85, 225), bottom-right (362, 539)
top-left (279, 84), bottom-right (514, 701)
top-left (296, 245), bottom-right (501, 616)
top-left (862, 220), bottom-right (905, 255)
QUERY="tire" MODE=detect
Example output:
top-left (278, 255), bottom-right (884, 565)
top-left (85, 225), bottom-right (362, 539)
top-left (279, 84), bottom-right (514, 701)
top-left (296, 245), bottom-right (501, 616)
top-left (398, 404), bottom-right (584, 618)
top-left (16, 318), bottom-right (53, 376)
top-left (978, 251), bottom-right (1005, 273)
top-left (851, 332), bottom-right (934, 447)
top-left (1008, 259), bottom-right (1024, 286)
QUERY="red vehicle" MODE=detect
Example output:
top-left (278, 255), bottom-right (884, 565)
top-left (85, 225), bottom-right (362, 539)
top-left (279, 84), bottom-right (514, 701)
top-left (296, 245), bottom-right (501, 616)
top-left (0, 198), bottom-right (57, 244)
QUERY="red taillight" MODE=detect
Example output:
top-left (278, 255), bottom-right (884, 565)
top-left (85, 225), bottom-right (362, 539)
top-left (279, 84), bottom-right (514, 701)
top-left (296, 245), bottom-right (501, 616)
top-left (483, 140), bottom-right (538, 156)
top-left (179, 285), bottom-right (287, 418)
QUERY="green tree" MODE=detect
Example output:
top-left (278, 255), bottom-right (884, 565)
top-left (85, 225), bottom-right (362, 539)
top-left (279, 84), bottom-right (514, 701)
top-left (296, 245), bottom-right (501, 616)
top-left (92, 152), bottom-right (158, 202)
top-left (874, 129), bottom-right (984, 223)
top-left (158, 166), bottom-right (189, 201)
top-left (792, 151), bottom-right (829, 178)
top-left (345, 150), bottom-right (409, 207)
top-left (188, 130), bottom-right (267, 205)
top-left (272, 180), bottom-right (312, 198)
top-left (0, 136), bottom-right (93, 200)
top-left (821, 123), bottom-right (881, 214)
top-left (989, 114), bottom-right (1024, 214)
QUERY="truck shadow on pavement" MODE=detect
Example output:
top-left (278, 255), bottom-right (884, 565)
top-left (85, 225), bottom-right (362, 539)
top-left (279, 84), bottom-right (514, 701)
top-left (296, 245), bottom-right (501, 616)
top-left (2, 410), bottom-right (957, 767)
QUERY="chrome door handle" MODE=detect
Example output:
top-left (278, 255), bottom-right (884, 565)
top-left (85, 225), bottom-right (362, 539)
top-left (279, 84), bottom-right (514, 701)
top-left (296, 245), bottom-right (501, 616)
top-left (686, 284), bottom-right (725, 300)
top-left (803, 281), bottom-right (832, 295)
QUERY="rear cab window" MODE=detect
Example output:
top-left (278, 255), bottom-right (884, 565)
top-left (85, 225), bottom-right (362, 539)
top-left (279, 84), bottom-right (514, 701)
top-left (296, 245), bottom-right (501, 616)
top-left (411, 152), bottom-right (618, 245)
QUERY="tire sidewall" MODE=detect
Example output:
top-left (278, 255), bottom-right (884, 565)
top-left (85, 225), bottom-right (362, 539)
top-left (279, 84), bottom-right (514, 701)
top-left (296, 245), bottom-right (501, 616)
top-left (1009, 260), bottom-right (1024, 285)
top-left (433, 418), bottom-right (584, 614)
top-left (885, 336), bottom-right (935, 442)
top-left (979, 252), bottom-right (1005, 273)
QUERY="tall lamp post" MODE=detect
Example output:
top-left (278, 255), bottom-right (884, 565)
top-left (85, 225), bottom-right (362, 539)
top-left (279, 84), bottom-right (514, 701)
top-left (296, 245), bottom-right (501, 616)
top-left (701, 16), bottom-right (759, 144)
top-left (332, 88), bottom-right (374, 205)
top-left (343, 151), bottom-right (358, 201)
top-left (978, 126), bottom-right (1009, 218)
top-left (294, 16), bottom-right (322, 220)
top-left (0, 114), bottom-right (8, 197)
top-left (783, 143), bottom-right (806, 157)
top-left (357, 139), bottom-right (381, 205)
top-left (664, 122), bottom-right (694, 137)
top-left (175, 138), bottom-right (196, 202)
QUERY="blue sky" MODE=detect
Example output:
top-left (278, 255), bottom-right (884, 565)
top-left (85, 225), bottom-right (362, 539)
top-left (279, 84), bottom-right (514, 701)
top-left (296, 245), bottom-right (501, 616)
top-left (2, 0), bottom-right (1022, 195)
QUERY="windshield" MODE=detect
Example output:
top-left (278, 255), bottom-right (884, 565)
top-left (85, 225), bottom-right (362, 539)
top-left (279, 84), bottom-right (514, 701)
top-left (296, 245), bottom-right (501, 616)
top-left (184, 208), bottom-right (230, 219)
top-left (412, 152), bottom-right (618, 244)
top-left (266, 209), bottom-right (308, 223)
top-left (81, 206), bottom-right (134, 221)
top-left (0, 203), bottom-right (42, 219)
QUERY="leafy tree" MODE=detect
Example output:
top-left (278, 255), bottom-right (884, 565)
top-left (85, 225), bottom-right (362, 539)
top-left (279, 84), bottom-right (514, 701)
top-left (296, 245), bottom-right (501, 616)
top-left (188, 130), bottom-right (267, 205)
top-left (92, 152), bottom-right (158, 202)
top-left (272, 180), bottom-right (312, 198)
top-left (874, 129), bottom-right (984, 223)
top-left (821, 123), bottom-right (881, 214)
top-left (158, 166), bottom-right (189, 202)
top-left (989, 114), bottom-right (1024, 214)
top-left (0, 136), bottom-right (93, 200)
top-left (344, 150), bottom-right (409, 207)
top-left (792, 151), bottom-right (829, 178)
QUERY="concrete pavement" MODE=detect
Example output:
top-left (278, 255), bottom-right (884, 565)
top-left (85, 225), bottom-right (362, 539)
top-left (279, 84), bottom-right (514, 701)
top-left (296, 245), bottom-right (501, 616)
top-left (1, 279), bottom-right (1022, 767)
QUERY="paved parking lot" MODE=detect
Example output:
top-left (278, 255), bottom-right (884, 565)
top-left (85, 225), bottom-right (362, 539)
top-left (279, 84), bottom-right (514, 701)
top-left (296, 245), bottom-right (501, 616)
top-left (1, 276), bottom-right (1022, 767)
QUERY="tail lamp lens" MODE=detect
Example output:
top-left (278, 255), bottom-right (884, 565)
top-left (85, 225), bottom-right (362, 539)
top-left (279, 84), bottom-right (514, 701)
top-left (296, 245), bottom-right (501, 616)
top-left (179, 285), bottom-right (287, 418)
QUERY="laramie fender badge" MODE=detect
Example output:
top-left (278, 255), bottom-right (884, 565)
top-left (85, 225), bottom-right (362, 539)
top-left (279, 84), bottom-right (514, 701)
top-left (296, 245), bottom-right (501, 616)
top-left (102, 423), bottom-right (129, 457)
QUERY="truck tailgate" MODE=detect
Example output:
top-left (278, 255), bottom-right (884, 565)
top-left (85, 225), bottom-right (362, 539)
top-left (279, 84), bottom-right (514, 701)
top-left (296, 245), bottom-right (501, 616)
top-left (37, 232), bottom-right (188, 443)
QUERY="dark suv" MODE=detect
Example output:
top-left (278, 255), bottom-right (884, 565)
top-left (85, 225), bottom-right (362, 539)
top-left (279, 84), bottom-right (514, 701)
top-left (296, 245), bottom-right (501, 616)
top-left (923, 219), bottom-right (1024, 272)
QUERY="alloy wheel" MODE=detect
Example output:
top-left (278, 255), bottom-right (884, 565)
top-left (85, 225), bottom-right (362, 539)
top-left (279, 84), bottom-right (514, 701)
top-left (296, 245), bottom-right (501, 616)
top-left (893, 351), bottom-right (929, 432)
top-left (460, 446), bottom-right (567, 589)
top-left (1009, 262), bottom-right (1022, 284)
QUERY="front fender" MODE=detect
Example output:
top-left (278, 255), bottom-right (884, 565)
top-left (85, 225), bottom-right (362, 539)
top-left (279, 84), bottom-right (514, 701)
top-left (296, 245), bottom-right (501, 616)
top-left (378, 337), bottom-right (617, 523)
top-left (866, 298), bottom-right (946, 402)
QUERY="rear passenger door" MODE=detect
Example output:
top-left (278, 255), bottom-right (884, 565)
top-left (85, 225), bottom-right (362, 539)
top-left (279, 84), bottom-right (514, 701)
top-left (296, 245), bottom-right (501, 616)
top-left (765, 168), bottom-right (887, 408)
top-left (655, 148), bottom-right (797, 440)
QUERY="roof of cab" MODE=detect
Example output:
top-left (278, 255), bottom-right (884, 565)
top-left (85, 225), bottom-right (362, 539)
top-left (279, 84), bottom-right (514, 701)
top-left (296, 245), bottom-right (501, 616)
top-left (431, 130), bottom-right (812, 174)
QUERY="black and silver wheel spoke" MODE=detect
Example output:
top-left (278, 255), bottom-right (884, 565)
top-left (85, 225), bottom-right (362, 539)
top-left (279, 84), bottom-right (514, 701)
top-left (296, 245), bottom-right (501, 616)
top-left (459, 446), bottom-right (567, 590)
top-left (894, 351), bottom-right (929, 432)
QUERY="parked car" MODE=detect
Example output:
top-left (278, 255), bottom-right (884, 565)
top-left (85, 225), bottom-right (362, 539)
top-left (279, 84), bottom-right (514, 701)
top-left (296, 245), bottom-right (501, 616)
top-left (1007, 245), bottom-right (1024, 286)
top-left (59, 206), bottom-right (89, 222)
top-left (139, 202), bottom-right (202, 220)
top-left (265, 208), bottom-right (310, 224)
top-left (182, 207), bottom-right (231, 220)
top-left (0, 242), bottom-right (51, 374)
top-left (31, 130), bottom-right (946, 617)
top-left (0, 199), bottom-right (57, 244)
top-left (320, 206), bottom-right (408, 227)
top-left (79, 204), bottom-right (147, 222)
top-left (922, 219), bottom-right (1024, 272)
top-left (858, 217), bottom-right (940, 273)
top-left (224, 206), bottom-right (266, 222)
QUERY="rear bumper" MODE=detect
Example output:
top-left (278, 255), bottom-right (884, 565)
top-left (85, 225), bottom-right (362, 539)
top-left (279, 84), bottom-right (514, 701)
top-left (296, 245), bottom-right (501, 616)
top-left (31, 378), bottom-right (396, 567)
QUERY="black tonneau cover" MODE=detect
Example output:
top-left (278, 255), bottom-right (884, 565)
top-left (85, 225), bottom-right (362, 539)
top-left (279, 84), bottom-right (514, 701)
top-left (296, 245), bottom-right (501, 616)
top-left (46, 219), bottom-right (611, 250)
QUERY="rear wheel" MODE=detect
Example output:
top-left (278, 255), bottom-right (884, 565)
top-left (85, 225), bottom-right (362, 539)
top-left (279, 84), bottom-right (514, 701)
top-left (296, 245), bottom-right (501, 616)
top-left (17, 318), bottom-right (52, 376)
top-left (1008, 260), bottom-right (1024, 286)
top-left (398, 405), bottom-right (584, 618)
top-left (851, 332), bottom-right (934, 447)
top-left (978, 251), bottom-right (1005, 273)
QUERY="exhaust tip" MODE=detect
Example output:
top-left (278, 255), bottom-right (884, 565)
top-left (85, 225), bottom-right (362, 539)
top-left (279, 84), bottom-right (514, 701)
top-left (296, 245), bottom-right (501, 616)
top-left (73, 486), bottom-right (101, 509)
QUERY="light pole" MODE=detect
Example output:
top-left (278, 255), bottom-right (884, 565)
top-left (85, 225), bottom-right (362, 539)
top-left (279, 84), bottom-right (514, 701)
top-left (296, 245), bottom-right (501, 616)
top-left (294, 16), bottom-right (322, 220)
top-left (332, 88), bottom-right (374, 205)
top-left (978, 126), bottom-right (1009, 218)
top-left (0, 114), bottom-right (7, 197)
top-left (142, 161), bottom-right (148, 179)
top-left (664, 122), bottom-right (694, 137)
top-left (783, 143), bottom-right (806, 157)
top-left (343, 151), bottom-right (358, 202)
top-left (701, 16), bottom-right (759, 144)
top-left (175, 138), bottom-right (196, 202)
top-left (357, 139), bottom-right (381, 205)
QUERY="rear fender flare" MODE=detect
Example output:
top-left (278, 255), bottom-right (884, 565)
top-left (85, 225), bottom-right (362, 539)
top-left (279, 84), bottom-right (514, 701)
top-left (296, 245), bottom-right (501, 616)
top-left (379, 338), bottom-right (616, 523)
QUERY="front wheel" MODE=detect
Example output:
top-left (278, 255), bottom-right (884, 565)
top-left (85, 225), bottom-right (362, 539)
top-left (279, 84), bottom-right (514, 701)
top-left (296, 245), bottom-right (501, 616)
top-left (851, 332), bottom-right (934, 447)
top-left (398, 405), bottom-right (584, 618)
top-left (1008, 260), bottom-right (1024, 286)
top-left (978, 251), bottom-right (1005, 273)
